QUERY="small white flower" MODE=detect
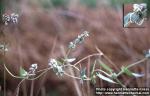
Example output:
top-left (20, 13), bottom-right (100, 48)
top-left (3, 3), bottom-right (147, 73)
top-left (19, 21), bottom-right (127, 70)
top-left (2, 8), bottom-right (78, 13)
top-left (0, 44), bottom-right (8, 52)
top-left (68, 31), bottom-right (90, 49)
top-left (31, 63), bottom-right (38, 69)
top-left (0, 44), bottom-right (4, 49)
top-left (56, 66), bottom-right (64, 76)
top-left (4, 48), bottom-right (8, 52)
top-left (83, 31), bottom-right (89, 37)
top-left (68, 42), bottom-right (76, 49)
top-left (2, 13), bottom-right (19, 25)
top-left (10, 13), bottom-right (19, 24)
top-left (48, 58), bottom-right (64, 76)
top-left (48, 59), bottom-right (58, 68)
top-left (28, 63), bottom-right (38, 76)
top-left (2, 14), bottom-right (10, 25)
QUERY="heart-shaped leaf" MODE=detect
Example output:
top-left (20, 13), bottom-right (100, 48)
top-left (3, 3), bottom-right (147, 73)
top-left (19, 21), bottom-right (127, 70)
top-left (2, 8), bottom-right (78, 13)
top-left (19, 66), bottom-right (28, 77)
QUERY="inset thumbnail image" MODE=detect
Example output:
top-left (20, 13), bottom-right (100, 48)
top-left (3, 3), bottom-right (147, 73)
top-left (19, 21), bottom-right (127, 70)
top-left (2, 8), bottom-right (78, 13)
top-left (123, 3), bottom-right (147, 28)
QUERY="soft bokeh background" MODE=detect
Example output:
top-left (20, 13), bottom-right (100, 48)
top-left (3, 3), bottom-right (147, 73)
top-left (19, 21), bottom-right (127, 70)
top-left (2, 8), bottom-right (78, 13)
top-left (0, 0), bottom-right (150, 96)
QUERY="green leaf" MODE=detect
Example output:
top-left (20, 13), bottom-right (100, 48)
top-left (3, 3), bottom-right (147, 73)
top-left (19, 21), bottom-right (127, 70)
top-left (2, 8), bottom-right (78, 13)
top-left (96, 72), bottom-right (117, 84)
top-left (98, 60), bottom-right (113, 73)
top-left (19, 66), bottom-right (28, 77)
top-left (121, 66), bottom-right (133, 77)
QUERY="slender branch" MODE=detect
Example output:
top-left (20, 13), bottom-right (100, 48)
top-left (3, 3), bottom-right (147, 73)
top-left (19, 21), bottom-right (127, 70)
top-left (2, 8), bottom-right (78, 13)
top-left (16, 79), bottom-right (26, 96)
top-left (114, 78), bottom-right (126, 88)
top-left (126, 57), bottom-right (148, 69)
top-left (94, 69), bottom-right (112, 77)
top-left (117, 57), bottom-right (148, 77)
top-left (64, 64), bottom-right (80, 71)
top-left (28, 69), bottom-right (50, 80)
top-left (74, 53), bottom-right (101, 66)
top-left (4, 64), bottom-right (25, 79)
top-left (36, 67), bottom-right (51, 73)
top-left (64, 72), bottom-right (91, 80)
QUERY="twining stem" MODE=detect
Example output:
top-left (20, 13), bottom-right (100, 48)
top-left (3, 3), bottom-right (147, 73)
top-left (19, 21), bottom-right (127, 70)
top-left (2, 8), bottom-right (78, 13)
top-left (74, 53), bottom-right (101, 66)
top-left (126, 57), bottom-right (148, 69)
top-left (62, 49), bottom-right (71, 66)
top-left (4, 63), bottom-right (80, 80)
top-left (16, 79), bottom-right (26, 96)
top-left (4, 47), bottom-right (149, 95)
top-left (3, 42), bottom-right (6, 96)
top-left (114, 78), bottom-right (126, 88)
top-left (5, 55), bottom-right (148, 81)
top-left (65, 64), bottom-right (80, 71)
top-left (96, 46), bottom-right (119, 71)
top-left (117, 57), bottom-right (148, 77)
top-left (94, 69), bottom-right (112, 77)
top-left (66, 49), bottom-right (71, 58)
top-left (28, 69), bottom-right (50, 80)
top-left (64, 72), bottom-right (91, 80)
top-left (36, 67), bottom-right (51, 73)
top-left (4, 64), bottom-right (26, 79)
top-left (4, 63), bottom-right (6, 96)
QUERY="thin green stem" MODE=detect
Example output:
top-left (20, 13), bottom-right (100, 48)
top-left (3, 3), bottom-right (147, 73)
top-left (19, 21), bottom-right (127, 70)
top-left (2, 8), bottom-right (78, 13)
top-left (3, 63), bottom-right (6, 96)
top-left (66, 49), bottom-right (71, 58)
top-left (64, 64), bottom-right (80, 71)
top-left (36, 67), bottom-right (51, 73)
top-left (126, 57), bottom-right (148, 69)
top-left (28, 69), bottom-right (50, 80)
top-left (114, 78), bottom-right (126, 88)
top-left (62, 49), bottom-right (71, 65)
top-left (64, 72), bottom-right (91, 80)
top-left (3, 42), bottom-right (6, 96)
top-left (74, 53), bottom-right (101, 66)
top-left (117, 57), bottom-right (148, 77)
top-left (16, 79), bottom-right (26, 96)
top-left (4, 64), bottom-right (26, 79)
top-left (94, 69), bottom-right (112, 77)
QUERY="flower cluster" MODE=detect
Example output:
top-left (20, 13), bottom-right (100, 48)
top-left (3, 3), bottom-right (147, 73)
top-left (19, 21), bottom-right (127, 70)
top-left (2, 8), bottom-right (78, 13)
top-left (0, 44), bottom-right (8, 52)
top-left (69, 31), bottom-right (89, 49)
top-left (48, 59), bottom-right (64, 76)
top-left (28, 64), bottom-right (38, 76)
top-left (2, 13), bottom-right (19, 25)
